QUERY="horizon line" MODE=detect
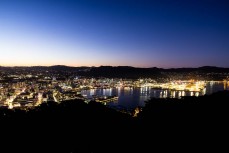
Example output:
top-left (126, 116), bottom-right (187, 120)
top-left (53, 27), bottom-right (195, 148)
top-left (0, 65), bottom-right (227, 69)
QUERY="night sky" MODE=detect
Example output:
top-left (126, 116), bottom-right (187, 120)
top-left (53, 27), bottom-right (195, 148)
top-left (0, 0), bottom-right (228, 68)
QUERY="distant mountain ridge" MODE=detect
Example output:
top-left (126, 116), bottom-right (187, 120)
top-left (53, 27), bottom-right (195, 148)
top-left (1, 65), bottom-right (229, 79)
top-left (1, 65), bottom-right (229, 72)
top-left (0, 65), bottom-right (228, 69)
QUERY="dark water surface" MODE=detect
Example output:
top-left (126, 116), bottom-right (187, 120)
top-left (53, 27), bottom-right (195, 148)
top-left (81, 81), bottom-right (229, 109)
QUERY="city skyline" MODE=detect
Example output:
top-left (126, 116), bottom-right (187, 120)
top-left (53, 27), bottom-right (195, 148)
top-left (0, 0), bottom-right (229, 68)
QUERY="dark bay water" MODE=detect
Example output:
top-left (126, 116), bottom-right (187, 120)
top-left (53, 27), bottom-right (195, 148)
top-left (81, 81), bottom-right (229, 110)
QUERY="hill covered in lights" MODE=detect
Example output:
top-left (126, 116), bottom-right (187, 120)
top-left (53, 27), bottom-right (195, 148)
top-left (1, 65), bottom-right (229, 80)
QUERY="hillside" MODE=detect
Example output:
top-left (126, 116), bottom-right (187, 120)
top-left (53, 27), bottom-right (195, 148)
top-left (0, 91), bottom-right (228, 152)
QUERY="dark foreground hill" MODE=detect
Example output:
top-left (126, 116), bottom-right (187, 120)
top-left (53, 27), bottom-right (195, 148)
top-left (0, 91), bottom-right (229, 152)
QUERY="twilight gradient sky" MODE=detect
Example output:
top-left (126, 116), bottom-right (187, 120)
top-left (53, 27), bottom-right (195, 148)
top-left (0, 0), bottom-right (229, 68)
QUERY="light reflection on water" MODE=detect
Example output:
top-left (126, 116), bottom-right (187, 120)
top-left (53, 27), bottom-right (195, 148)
top-left (81, 82), bottom-right (229, 110)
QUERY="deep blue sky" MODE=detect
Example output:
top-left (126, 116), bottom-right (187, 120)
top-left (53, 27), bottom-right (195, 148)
top-left (0, 0), bottom-right (228, 68)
